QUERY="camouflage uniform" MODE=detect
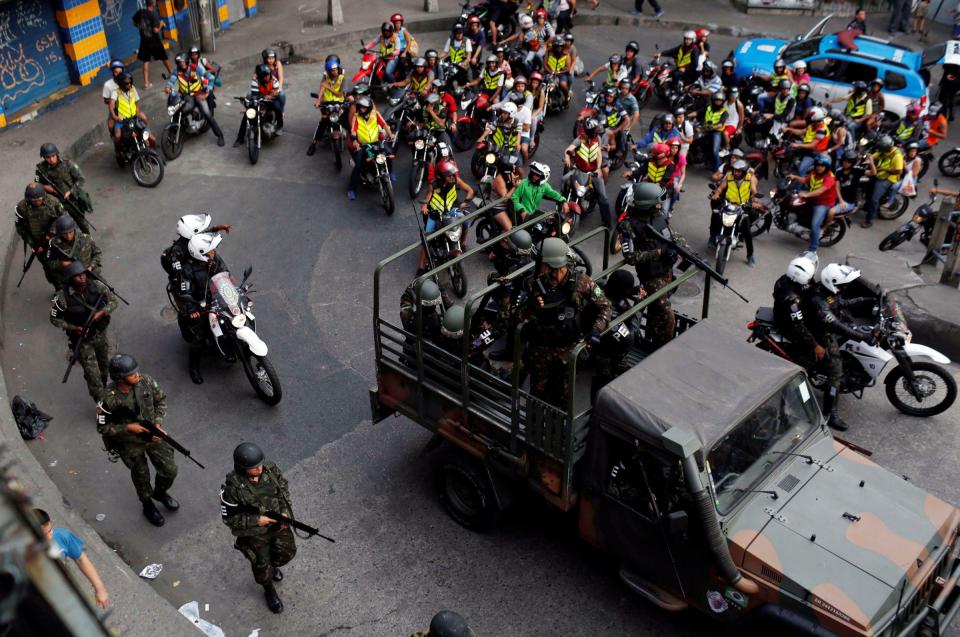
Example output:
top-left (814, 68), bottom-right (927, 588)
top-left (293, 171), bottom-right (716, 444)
top-left (50, 281), bottom-right (117, 402)
top-left (399, 283), bottom-right (451, 334)
top-left (96, 374), bottom-right (178, 504)
top-left (14, 195), bottom-right (63, 286)
top-left (36, 158), bottom-right (93, 234)
top-left (619, 215), bottom-right (678, 349)
top-left (46, 232), bottom-right (102, 289)
top-left (522, 271), bottom-right (612, 407)
top-left (219, 462), bottom-right (297, 584)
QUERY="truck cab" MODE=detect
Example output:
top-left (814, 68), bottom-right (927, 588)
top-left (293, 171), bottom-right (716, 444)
top-left (370, 210), bottom-right (960, 636)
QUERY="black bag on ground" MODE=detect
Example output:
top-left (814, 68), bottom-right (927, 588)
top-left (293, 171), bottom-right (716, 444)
top-left (11, 396), bottom-right (52, 440)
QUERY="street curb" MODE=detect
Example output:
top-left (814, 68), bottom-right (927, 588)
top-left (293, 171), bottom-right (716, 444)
top-left (900, 286), bottom-right (960, 362)
top-left (571, 12), bottom-right (790, 41)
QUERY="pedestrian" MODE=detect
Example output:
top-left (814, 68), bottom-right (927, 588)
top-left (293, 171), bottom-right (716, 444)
top-left (220, 443), bottom-right (298, 614)
top-left (888, 0), bottom-right (911, 34)
top-left (96, 354), bottom-right (180, 527)
top-left (912, 0), bottom-right (930, 39)
top-left (36, 143), bottom-right (94, 234)
top-left (32, 509), bottom-right (110, 609)
top-left (939, 63), bottom-right (960, 121)
top-left (631, 0), bottom-right (664, 18)
top-left (133, 0), bottom-right (172, 88)
top-left (555, 0), bottom-right (576, 33)
top-left (846, 8), bottom-right (867, 33)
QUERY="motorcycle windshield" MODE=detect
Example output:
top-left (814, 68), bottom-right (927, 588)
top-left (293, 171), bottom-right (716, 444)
top-left (210, 271), bottom-right (242, 316)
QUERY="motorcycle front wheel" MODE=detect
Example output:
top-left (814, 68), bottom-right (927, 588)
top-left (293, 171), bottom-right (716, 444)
top-left (332, 136), bottom-right (343, 172)
top-left (409, 160), bottom-right (426, 199)
top-left (879, 227), bottom-right (913, 251)
top-left (247, 128), bottom-right (259, 165)
top-left (818, 219), bottom-right (847, 248)
top-left (474, 217), bottom-right (498, 244)
top-left (160, 124), bottom-right (183, 161)
top-left (938, 149), bottom-right (960, 177)
top-left (449, 262), bottom-right (468, 298)
top-left (131, 149), bottom-right (164, 187)
top-left (379, 177), bottom-right (396, 215)
top-left (240, 347), bottom-right (282, 406)
top-left (714, 239), bottom-right (730, 275)
top-left (885, 361), bottom-right (957, 417)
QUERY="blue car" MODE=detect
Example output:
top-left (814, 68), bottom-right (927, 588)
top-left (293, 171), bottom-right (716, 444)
top-left (733, 15), bottom-right (938, 117)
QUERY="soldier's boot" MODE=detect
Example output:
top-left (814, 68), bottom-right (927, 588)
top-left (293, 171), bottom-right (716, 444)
top-left (263, 583), bottom-right (283, 613)
top-left (188, 348), bottom-right (203, 385)
top-left (141, 500), bottom-right (165, 527)
top-left (151, 488), bottom-right (180, 511)
top-left (272, 568), bottom-right (283, 582)
top-left (823, 386), bottom-right (849, 432)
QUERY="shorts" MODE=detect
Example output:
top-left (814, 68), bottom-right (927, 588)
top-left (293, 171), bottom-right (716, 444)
top-left (137, 37), bottom-right (168, 62)
top-left (724, 124), bottom-right (737, 137)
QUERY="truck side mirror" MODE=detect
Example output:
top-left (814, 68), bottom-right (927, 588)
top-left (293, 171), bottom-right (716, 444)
top-left (667, 510), bottom-right (689, 536)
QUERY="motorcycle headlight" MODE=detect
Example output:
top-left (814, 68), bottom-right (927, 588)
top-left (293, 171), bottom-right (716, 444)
top-left (361, 60), bottom-right (371, 70)
top-left (167, 105), bottom-right (177, 116)
top-left (769, 189), bottom-right (776, 198)
top-left (245, 107), bottom-right (257, 119)
top-left (561, 221), bottom-right (572, 235)
top-left (575, 185), bottom-right (587, 197)
top-left (231, 314), bottom-right (247, 329)
top-left (446, 226), bottom-right (463, 242)
top-left (485, 153), bottom-right (496, 165)
top-left (375, 154), bottom-right (387, 165)
top-left (142, 131), bottom-right (150, 141)
top-left (414, 139), bottom-right (425, 150)
top-left (721, 212), bottom-right (738, 227)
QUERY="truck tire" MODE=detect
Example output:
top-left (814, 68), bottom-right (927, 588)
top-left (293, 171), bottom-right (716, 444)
top-left (436, 455), bottom-right (501, 532)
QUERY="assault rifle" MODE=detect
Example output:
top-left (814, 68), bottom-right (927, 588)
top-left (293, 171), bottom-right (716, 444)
top-left (16, 248), bottom-right (36, 289)
top-left (35, 170), bottom-right (97, 232)
top-left (47, 244), bottom-right (129, 305)
top-left (259, 510), bottom-right (335, 543)
top-left (62, 289), bottom-right (106, 383)
top-left (138, 420), bottom-right (205, 469)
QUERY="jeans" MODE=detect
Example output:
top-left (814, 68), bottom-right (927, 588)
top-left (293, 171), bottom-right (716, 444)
top-left (591, 171), bottom-right (612, 227)
top-left (797, 154), bottom-right (816, 176)
top-left (385, 58), bottom-right (398, 82)
top-left (918, 139), bottom-right (933, 152)
top-left (709, 131), bottom-right (723, 172)
top-left (348, 149), bottom-right (364, 192)
top-left (661, 191), bottom-right (675, 216)
top-left (865, 179), bottom-right (896, 222)
top-left (635, 0), bottom-right (663, 11)
top-left (808, 204), bottom-right (829, 252)
top-left (194, 95), bottom-right (223, 140)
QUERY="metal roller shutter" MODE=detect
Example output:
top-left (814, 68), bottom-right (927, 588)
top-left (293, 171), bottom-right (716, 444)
top-left (98, 0), bottom-right (143, 62)
top-left (0, 0), bottom-right (72, 115)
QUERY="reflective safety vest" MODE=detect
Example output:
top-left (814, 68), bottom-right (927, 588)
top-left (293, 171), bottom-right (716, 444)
top-left (448, 41), bottom-right (468, 64)
top-left (803, 124), bottom-right (830, 150)
top-left (774, 95), bottom-right (791, 116)
top-left (429, 181), bottom-right (458, 214)
top-left (652, 130), bottom-right (669, 143)
top-left (423, 101), bottom-right (448, 129)
top-left (676, 47), bottom-right (692, 68)
top-left (492, 124), bottom-right (519, 151)
top-left (356, 113), bottom-right (381, 145)
top-left (704, 105), bottom-right (726, 127)
top-left (605, 65), bottom-right (620, 86)
top-left (410, 73), bottom-right (431, 93)
top-left (725, 174), bottom-right (752, 204)
top-left (769, 72), bottom-right (788, 89)
top-left (845, 95), bottom-right (867, 119)
top-left (177, 71), bottom-right (203, 95)
top-left (895, 120), bottom-right (916, 141)
top-left (575, 136), bottom-right (601, 171)
top-left (602, 106), bottom-right (622, 129)
top-left (379, 37), bottom-right (396, 57)
top-left (321, 74), bottom-right (344, 103)
top-left (808, 170), bottom-right (832, 192)
top-left (646, 161), bottom-right (669, 184)
top-left (482, 69), bottom-right (502, 92)
top-left (545, 53), bottom-right (568, 73)
top-left (116, 89), bottom-right (138, 119)
top-left (874, 150), bottom-right (902, 182)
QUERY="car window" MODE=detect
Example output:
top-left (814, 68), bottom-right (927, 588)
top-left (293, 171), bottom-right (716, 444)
top-left (884, 70), bottom-right (907, 92)
top-left (780, 36), bottom-right (823, 65)
top-left (841, 61), bottom-right (877, 85)
top-left (807, 57), bottom-right (877, 85)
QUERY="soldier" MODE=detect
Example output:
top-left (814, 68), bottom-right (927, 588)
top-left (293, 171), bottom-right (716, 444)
top-left (36, 143), bottom-right (93, 234)
top-left (589, 269), bottom-right (644, 401)
top-left (46, 216), bottom-right (102, 289)
top-left (50, 262), bottom-right (117, 402)
top-left (15, 182), bottom-right (63, 287)
top-left (96, 354), bottom-right (179, 527)
top-left (219, 442), bottom-right (297, 614)
top-left (617, 182), bottom-right (678, 349)
top-left (521, 237), bottom-right (611, 407)
top-left (399, 278), bottom-right (451, 336)
top-left (411, 610), bottom-right (475, 637)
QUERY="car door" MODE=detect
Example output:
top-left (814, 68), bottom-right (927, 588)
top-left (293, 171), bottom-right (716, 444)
top-left (805, 55), bottom-right (878, 106)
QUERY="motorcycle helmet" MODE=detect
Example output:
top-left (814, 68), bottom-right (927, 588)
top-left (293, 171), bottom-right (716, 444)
top-left (666, 137), bottom-right (682, 151)
top-left (188, 232), bottom-right (222, 262)
top-left (711, 90), bottom-right (725, 104)
top-left (425, 93), bottom-right (441, 106)
top-left (661, 113), bottom-right (675, 126)
top-left (618, 78), bottom-right (632, 90)
top-left (534, 7), bottom-right (548, 20)
top-left (785, 255), bottom-right (817, 286)
top-left (729, 87), bottom-right (740, 98)
top-left (852, 80), bottom-right (867, 93)
top-left (813, 155), bottom-right (832, 169)
top-left (721, 59), bottom-right (734, 70)
top-left (438, 159), bottom-right (459, 178)
top-left (841, 149), bottom-right (859, 163)
top-left (118, 72), bottom-right (133, 89)
top-left (440, 306), bottom-right (465, 339)
top-left (486, 54), bottom-right (499, 66)
top-left (509, 229), bottom-right (533, 256)
top-left (255, 64), bottom-right (272, 82)
top-left (325, 54), bottom-right (341, 72)
top-left (467, 15), bottom-right (480, 26)
top-left (381, 21), bottom-right (395, 33)
top-left (609, 54), bottom-right (623, 66)
top-left (905, 141), bottom-right (920, 154)
top-left (797, 83), bottom-right (810, 94)
top-left (541, 237), bottom-right (570, 269)
top-left (24, 182), bottom-right (45, 200)
top-left (564, 33), bottom-right (575, 43)
top-left (807, 106), bottom-right (826, 123)
top-left (177, 213), bottom-right (212, 239)
top-left (792, 59), bottom-right (807, 71)
top-left (819, 263), bottom-right (860, 294)
top-left (431, 78), bottom-right (445, 91)
top-left (625, 41), bottom-right (639, 54)
top-left (732, 159), bottom-right (748, 173)
top-left (233, 442), bottom-right (265, 472)
top-left (499, 101), bottom-right (518, 120)
top-left (583, 118), bottom-right (602, 137)
top-left (175, 52), bottom-right (189, 67)
top-left (701, 60), bottom-right (716, 75)
top-left (696, 28), bottom-right (710, 39)
top-left (189, 46), bottom-right (201, 57)
top-left (261, 48), bottom-right (277, 62)
top-left (673, 106), bottom-right (686, 117)
top-left (530, 71), bottom-right (544, 83)
top-left (390, 12), bottom-right (404, 25)
top-left (356, 96), bottom-right (373, 115)
top-left (928, 102), bottom-right (943, 117)
top-left (906, 102), bottom-right (923, 118)
top-left (109, 59), bottom-right (125, 71)
top-left (40, 142), bottom-right (59, 158)
top-left (54, 215), bottom-right (76, 237)
top-left (494, 45), bottom-right (507, 56)
top-left (520, 14), bottom-right (533, 29)
top-left (877, 134), bottom-right (894, 151)
top-left (452, 22), bottom-right (465, 34)
top-left (650, 142), bottom-right (670, 160)
top-left (683, 30), bottom-right (696, 41)
top-left (604, 86), bottom-right (617, 100)
top-left (108, 353), bottom-right (139, 381)
top-left (773, 57), bottom-right (786, 71)
top-left (528, 161), bottom-right (550, 182)
top-left (869, 78), bottom-right (884, 89)
top-left (413, 57), bottom-right (427, 70)
top-left (778, 79), bottom-right (792, 91)
top-left (552, 38), bottom-right (564, 50)
top-left (828, 108), bottom-right (845, 123)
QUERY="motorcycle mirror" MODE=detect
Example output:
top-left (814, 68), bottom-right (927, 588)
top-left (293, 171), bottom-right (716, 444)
top-left (241, 265), bottom-right (253, 285)
top-left (162, 73), bottom-right (168, 80)
top-left (934, 178), bottom-right (940, 187)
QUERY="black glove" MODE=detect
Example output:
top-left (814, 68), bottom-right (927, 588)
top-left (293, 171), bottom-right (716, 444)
top-left (870, 326), bottom-right (884, 346)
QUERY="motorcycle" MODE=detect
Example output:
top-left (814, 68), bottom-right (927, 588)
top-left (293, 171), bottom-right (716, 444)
top-left (115, 117), bottom-right (165, 188)
top-left (409, 128), bottom-right (442, 199)
top-left (352, 41), bottom-right (390, 98)
top-left (308, 93), bottom-right (346, 171)
top-left (749, 285), bottom-right (956, 417)
top-left (543, 72), bottom-right (568, 115)
top-left (471, 139), bottom-right (512, 180)
top-left (159, 91), bottom-right (211, 161)
top-left (527, 201), bottom-right (591, 274)
top-left (234, 93), bottom-right (278, 165)
top-left (457, 0), bottom-right (519, 42)
top-left (560, 164), bottom-right (598, 216)
top-left (939, 147), bottom-right (960, 177)
top-left (713, 201), bottom-right (750, 275)
top-left (452, 86), bottom-right (483, 152)
top-left (385, 91), bottom-right (422, 145)
top-left (753, 178), bottom-right (850, 248)
top-left (879, 187), bottom-right (960, 252)
top-left (631, 53), bottom-right (663, 110)
top-left (572, 79), bottom-right (601, 137)
top-left (425, 203), bottom-right (471, 298)
top-left (356, 142), bottom-right (396, 215)
top-left (175, 267), bottom-right (282, 405)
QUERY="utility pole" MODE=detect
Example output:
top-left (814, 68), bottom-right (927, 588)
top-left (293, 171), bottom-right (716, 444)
top-left (197, 0), bottom-right (216, 52)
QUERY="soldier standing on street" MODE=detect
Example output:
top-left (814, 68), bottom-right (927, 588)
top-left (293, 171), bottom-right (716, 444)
top-left (15, 182), bottom-right (63, 287)
top-left (50, 262), bottom-right (117, 402)
top-left (521, 237), bottom-right (611, 408)
top-left (589, 269), bottom-right (644, 401)
top-left (36, 143), bottom-right (93, 234)
top-left (96, 354), bottom-right (179, 527)
top-left (46, 216), bottom-right (102, 289)
top-left (617, 182), bottom-right (678, 349)
top-left (219, 443), bottom-right (297, 614)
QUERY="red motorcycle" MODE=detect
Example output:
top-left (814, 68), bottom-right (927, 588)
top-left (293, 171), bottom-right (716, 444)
top-left (751, 178), bottom-right (850, 248)
top-left (352, 40), bottom-right (390, 98)
top-left (452, 86), bottom-right (491, 152)
top-left (571, 80), bottom-right (601, 137)
top-left (632, 52), bottom-right (665, 110)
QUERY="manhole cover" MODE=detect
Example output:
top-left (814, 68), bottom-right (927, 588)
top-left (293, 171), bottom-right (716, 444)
top-left (160, 305), bottom-right (179, 321)
top-left (675, 279), bottom-right (702, 298)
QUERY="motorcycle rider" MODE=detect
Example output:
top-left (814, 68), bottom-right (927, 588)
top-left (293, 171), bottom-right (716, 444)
top-left (50, 261), bottom-right (117, 402)
top-left (161, 213), bottom-right (232, 283)
top-left (700, 90), bottom-right (729, 172)
top-left (465, 16), bottom-right (486, 69)
top-left (827, 108), bottom-right (850, 162)
top-left (661, 31), bottom-right (700, 83)
top-left (564, 118), bottom-right (613, 228)
top-left (424, 49), bottom-right (445, 85)
top-left (442, 23), bottom-right (472, 87)
top-left (365, 22), bottom-right (402, 83)
top-left (347, 96), bottom-right (395, 201)
top-left (832, 80), bottom-right (872, 139)
top-left (598, 87), bottom-right (630, 162)
top-left (724, 87), bottom-right (744, 145)
top-left (587, 54), bottom-right (629, 89)
top-left (467, 55), bottom-right (506, 113)
top-left (307, 55), bottom-right (347, 156)
top-left (919, 102), bottom-right (948, 151)
top-left (639, 113), bottom-right (680, 147)
top-left (15, 182), bottom-right (63, 287)
top-left (390, 12), bottom-right (419, 74)
top-left (478, 101), bottom-right (522, 158)
top-left (786, 106), bottom-right (830, 176)
top-left (418, 160), bottom-right (475, 274)
top-left (625, 142), bottom-right (677, 215)
top-left (520, 237), bottom-right (611, 407)
top-left (102, 60), bottom-right (126, 133)
top-left (865, 79), bottom-right (886, 131)
top-left (165, 52), bottom-right (225, 146)
top-left (390, 56), bottom-right (432, 97)
top-left (617, 79), bottom-right (640, 131)
top-left (709, 159), bottom-right (757, 264)
top-left (757, 57), bottom-right (792, 111)
top-left (485, 0), bottom-right (520, 47)
top-left (828, 149), bottom-right (864, 227)
top-left (719, 58), bottom-right (738, 91)
top-left (894, 103), bottom-right (924, 145)
top-left (488, 154), bottom-right (523, 234)
top-left (108, 72), bottom-right (153, 149)
top-left (787, 155), bottom-right (837, 253)
top-left (36, 143), bottom-right (94, 234)
top-left (528, 71), bottom-right (547, 137)
top-left (804, 263), bottom-right (879, 431)
top-left (501, 14), bottom-right (542, 78)
top-left (688, 61), bottom-right (721, 102)
top-left (504, 87), bottom-right (535, 161)
top-left (790, 83), bottom-right (814, 126)
top-left (862, 134), bottom-right (904, 228)
top-left (423, 81), bottom-right (457, 150)
top-left (761, 80), bottom-right (796, 136)
top-left (771, 254), bottom-right (823, 397)
top-left (233, 65), bottom-right (283, 146)
top-left (511, 161), bottom-right (570, 223)
top-left (543, 39), bottom-right (573, 105)
top-left (177, 232), bottom-right (228, 384)
top-left (46, 215), bottom-right (102, 289)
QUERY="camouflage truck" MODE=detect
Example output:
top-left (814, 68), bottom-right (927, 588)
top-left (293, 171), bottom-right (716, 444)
top-left (370, 209), bottom-right (960, 636)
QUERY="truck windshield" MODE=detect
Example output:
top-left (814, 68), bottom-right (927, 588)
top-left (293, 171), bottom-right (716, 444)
top-left (707, 375), bottom-right (820, 514)
top-left (781, 37), bottom-right (822, 66)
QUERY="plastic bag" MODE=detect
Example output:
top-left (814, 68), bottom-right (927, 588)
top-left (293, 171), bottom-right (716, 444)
top-left (11, 396), bottom-right (51, 440)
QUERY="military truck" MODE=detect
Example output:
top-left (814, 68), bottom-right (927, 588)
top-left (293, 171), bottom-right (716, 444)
top-left (370, 207), bottom-right (960, 636)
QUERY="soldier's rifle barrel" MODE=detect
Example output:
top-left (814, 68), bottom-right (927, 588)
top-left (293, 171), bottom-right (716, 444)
top-left (48, 244), bottom-right (130, 305)
top-left (412, 202), bottom-right (437, 273)
top-left (35, 171), bottom-right (97, 232)
top-left (644, 224), bottom-right (749, 304)
top-left (263, 511), bottom-right (335, 543)
top-left (62, 289), bottom-right (106, 383)
top-left (138, 420), bottom-right (205, 469)
top-left (16, 250), bottom-right (36, 288)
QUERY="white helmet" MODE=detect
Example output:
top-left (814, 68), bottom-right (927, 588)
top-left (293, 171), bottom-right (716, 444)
top-left (785, 255), bottom-right (818, 286)
top-left (683, 30), bottom-right (696, 40)
top-left (499, 101), bottom-right (518, 116)
top-left (793, 59), bottom-right (807, 70)
top-left (529, 161), bottom-right (551, 181)
top-left (177, 213), bottom-right (212, 239)
top-left (188, 232), bottom-right (222, 262)
top-left (520, 14), bottom-right (533, 28)
top-left (819, 263), bottom-right (861, 294)
top-left (807, 106), bottom-right (826, 122)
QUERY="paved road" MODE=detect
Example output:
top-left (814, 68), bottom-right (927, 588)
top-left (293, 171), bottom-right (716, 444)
top-left (5, 26), bottom-right (960, 636)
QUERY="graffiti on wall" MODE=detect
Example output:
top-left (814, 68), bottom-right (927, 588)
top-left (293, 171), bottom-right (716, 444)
top-left (0, 0), bottom-right (69, 110)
